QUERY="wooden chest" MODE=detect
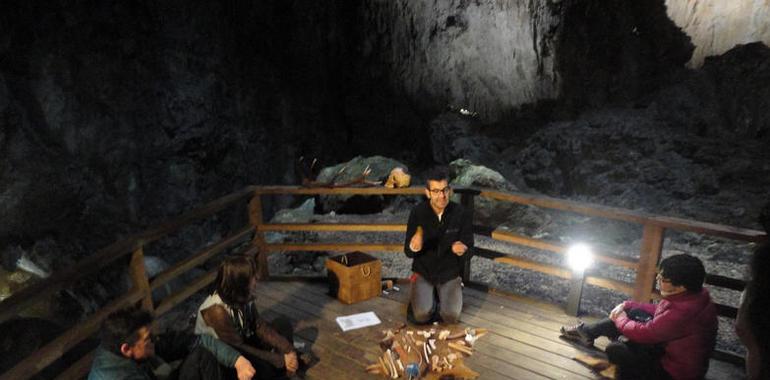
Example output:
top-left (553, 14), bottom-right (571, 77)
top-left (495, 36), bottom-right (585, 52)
top-left (326, 251), bottom-right (382, 304)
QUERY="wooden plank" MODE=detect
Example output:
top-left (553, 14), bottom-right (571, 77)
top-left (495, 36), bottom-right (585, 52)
top-left (129, 247), bottom-right (154, 312)
top-left (648, 215), bottom-right (766, 242)
top-left (0, 186), bottom-right (256, 324)
top-left (54, 350), bottom-right (94, 380)
top-left (258, 223), bottom-right (406, 232)
top-left (270, 281), bottom-right (590, 379)
top-left (634, 224), bottom-right (664, 302)
top-left (0, 239), bottom-right (138, 324)
top-left (585, 276), bottom-right (635, 295)
top-left (135, 186), bottom-right (257, 245)
top-left (252, 286), bottom-right (390, 378)
top-left (715, 303), bottom-right (738, 319)
top-left (261, 282), bottom-right (517, 379)
top-left (705, 273), bottom-right (745, 291)
top-left (492, 256), bottom-right (635, 295)
top-left (265, 243), bottom-right (403, 252)
top-left (460, 192), bottom-right (475, 283)
top-left (480, 189), bottom-right (765, 242)
top-left (0, 289), bottom-right (144, 380)
top-left (255, 186), bottom-right (425, 196)
top-left (150, 226), bottom-right (253, 291)
top-left (249, 194), bottom-right (270, 279)
top-left (154, 268), bottom-right (218, 316)
top-left (490, 229), bottom-right (638, 269)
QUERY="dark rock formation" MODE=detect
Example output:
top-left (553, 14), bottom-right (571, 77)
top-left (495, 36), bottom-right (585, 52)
top-left (555, 0), bottom-right (694, 111)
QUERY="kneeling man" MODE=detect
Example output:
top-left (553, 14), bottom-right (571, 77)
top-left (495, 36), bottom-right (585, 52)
top-left (404, 168), bottom-right (474, 324)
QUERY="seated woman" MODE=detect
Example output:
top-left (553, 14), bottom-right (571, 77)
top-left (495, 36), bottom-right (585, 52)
top-left (560, 254), bottom-right (718, 380)
top-left (735, 242), bottom-right (770, 380)
top-left (195, 255), bottom-right (299, 379)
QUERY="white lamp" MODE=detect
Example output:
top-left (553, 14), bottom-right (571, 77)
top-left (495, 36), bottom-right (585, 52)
top-left (567, 243), bottom-right (594, 272)
top-left (566, 243), bottom-right (593, 316)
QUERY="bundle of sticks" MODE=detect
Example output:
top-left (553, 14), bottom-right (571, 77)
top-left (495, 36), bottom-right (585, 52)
top-left (365, 325), bottom-right (487, 379)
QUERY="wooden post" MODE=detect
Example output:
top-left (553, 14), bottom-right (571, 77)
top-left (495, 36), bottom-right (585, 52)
top-left (248, 192), bottom-right (269, 280)
top-left (460, 192), bottom-right (475, 284)
top-left (129, 246), bottom-right (154, 312)
top-left (633, 224), bottom-right (665, 302)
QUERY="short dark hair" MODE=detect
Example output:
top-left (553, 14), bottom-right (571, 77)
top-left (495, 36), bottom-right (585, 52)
top-left (101, 307), bottom-right (153, 355)
top-left (658, 254), bottom-right (706, 292)
top-left (215, 255), bottom-right (258, 305)
top-left (424, 167), bottom-right (450, 187)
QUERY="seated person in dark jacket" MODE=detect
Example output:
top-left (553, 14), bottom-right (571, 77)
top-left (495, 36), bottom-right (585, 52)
top-left (560, 254), bottom-right (717, 380)
top-left (404, 167), bottom-right (474, 324)
top-left (89, 306), bottom-right (255, 380)
top-left (195, 255), bottom-right (301, 379)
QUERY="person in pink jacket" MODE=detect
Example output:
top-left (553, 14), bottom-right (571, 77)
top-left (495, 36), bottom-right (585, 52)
top-left (561, 254), bottom-right (718, 380)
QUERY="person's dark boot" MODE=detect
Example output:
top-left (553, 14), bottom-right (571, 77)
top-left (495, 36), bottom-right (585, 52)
top-left (560, 322), bottom-right (595, 348)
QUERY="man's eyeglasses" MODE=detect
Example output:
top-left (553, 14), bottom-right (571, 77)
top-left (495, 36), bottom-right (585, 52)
top-left (428, 187), bottom-right (451, 196)
top-left (656, 273), bottom-right (672, 283)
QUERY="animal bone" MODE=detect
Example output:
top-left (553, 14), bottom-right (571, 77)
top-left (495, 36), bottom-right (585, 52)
top-left (365, 363), bottom-right (382, 374)
top-left (438, 330), bottom-right (451, 340)
top-left (384, 350), bottom-right (398, 379)
top-left (378, 356), bottom-right (389, 377)
top-left (384, 167), bottom-right (411, 188)
top-left (448, 342), bottom-right (474, 355)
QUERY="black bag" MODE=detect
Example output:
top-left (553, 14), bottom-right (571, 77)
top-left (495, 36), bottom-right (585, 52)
top-left (627, 308), bottom-right (653, 322)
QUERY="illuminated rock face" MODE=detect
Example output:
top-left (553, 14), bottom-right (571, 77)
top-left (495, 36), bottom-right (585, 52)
top-left (665, 0), bottom-right (770, 67)
top-left (358, 0), bottom-right (561, 122)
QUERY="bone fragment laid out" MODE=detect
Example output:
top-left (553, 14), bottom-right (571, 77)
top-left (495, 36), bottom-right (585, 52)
top-left (365, 363), bottom-right (381, 374)
top-left (448, 341), bottom-right (474, 355)
top-left (378, 356), bottom-right (389, 377)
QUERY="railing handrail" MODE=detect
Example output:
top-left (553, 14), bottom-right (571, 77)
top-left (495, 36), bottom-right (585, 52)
top-left (479, 189), bottom-right (765, 242)
top-left (0, 185), bottom-right (257, 324)
top-left (252, 185), bottom-right (764, 241)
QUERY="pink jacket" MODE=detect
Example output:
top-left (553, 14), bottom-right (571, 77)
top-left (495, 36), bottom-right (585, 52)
top-left (615, 289), bottom-right (718, 380)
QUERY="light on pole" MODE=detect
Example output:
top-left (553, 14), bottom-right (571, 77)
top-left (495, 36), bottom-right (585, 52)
top-left (566, 243), bottom-right (593, 316)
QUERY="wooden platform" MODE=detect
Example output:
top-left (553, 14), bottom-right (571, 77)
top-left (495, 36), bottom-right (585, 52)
top-left (249, 280), bottom-right (743, 380)
top-left (250, 280), bottom-right (603, 379)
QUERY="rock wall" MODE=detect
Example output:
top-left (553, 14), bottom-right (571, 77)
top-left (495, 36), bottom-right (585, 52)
top-left (665, 0), bottom-right (770, 67)
top-left (358, 0), bottom-right (561, 122)
top-left (0, 0), bottom-right (429, 263)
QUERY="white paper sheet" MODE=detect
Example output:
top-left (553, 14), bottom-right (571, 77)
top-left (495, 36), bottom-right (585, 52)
top-left (335, 311), bottom-right (381, 332)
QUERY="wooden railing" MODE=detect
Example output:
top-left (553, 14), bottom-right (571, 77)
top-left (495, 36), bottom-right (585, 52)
top-left (0, 185), bottom-right (765, 379)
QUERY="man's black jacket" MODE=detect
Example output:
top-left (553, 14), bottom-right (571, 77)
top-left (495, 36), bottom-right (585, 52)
top-left (403, 201), bottom-right (474, 285)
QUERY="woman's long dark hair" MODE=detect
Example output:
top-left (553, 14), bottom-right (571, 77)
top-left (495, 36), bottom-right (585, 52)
top-left (214, 255), bottom-right (258, 306)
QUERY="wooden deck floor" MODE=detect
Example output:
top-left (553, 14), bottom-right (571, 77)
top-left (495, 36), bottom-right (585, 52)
top-left (251, 280), bottom-right (608, 379)
top-left (250, 280), bottom-right (743, 380)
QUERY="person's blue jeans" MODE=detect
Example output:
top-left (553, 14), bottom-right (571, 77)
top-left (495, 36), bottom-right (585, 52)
top-left (410, 275), bottom-right (462, 324)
